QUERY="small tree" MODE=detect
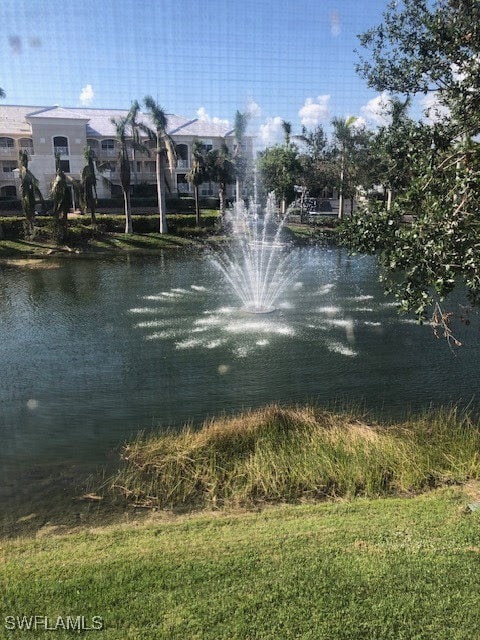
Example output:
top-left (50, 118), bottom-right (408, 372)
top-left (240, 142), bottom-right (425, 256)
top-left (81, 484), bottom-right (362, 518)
top-left (111, 115), bottom-right (133, 234)
top-left (257, 145), bottom-right (301, 214)
top-left (51, 152), bottom-right (76, 241)
top-left (18, 150), bottom-right (42, 238)
top-left (186, 139), bottom-right (208, 226)
top-left (80, 146), bottom-right (98, 224)
top-left (207, 142), bottom-right (235, 219)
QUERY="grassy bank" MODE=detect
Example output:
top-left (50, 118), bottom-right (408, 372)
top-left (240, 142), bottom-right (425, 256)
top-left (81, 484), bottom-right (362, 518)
top-left (110, 405), bottom-right (480, 510)
top-left (0, 232), bottom-right (213, 258)
top-left (0, 212), bottom-right (222, 259)
top-left (1, 488), bottom-right (480, 639)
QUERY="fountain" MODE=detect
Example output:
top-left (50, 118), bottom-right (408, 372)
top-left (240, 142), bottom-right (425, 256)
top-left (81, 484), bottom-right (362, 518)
top-left (212, 193), bottom-right (298, 314)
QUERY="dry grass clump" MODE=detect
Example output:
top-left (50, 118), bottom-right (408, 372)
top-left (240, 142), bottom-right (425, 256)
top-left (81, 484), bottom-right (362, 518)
top-left (109, 404), bottom-right (480, 509)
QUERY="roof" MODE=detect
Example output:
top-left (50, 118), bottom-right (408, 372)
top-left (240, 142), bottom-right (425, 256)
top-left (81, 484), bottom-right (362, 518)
top-left (0, 105), bottom-right (233, 139)
top-left (27, 106), bottom-right (89, 121)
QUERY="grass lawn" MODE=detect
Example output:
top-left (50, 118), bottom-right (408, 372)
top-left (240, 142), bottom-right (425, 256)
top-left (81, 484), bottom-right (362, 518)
top-left (1, 488), bottom-right (480, 639)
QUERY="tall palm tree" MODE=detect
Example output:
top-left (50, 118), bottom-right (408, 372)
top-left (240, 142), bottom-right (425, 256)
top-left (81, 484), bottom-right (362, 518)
top-left (186, 139), bottom-right (207, 226)
top-left (127, 99), bottom-right (142, 190)
top-left (80, 146), bottom-right (98, 224)
top-left (111, 115), bottom-right (134, 234)
top-left (143, 96), bottom-right (177, 234)
top-left (233, 110), bottom-right (249, 204)
top-left (207, 142), bottom-right (235, 219)
top-left (331, 115), bottom-right (357, 219)
top-left (18, 150), bottom-right (42, 238)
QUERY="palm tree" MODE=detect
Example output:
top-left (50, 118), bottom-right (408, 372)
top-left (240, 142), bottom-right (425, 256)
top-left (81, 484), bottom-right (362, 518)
top-left (207, 142), bottom-right (235, 219)
top-left (127, 99), bottom-right (142, 190)
top-left (282, 120), bottom-right (292, 146)
top-left (143, 96), bottom-right (177, 234)
top-left (233, 110), bottom-right (249, 203)
top-left (18, 150), bottom-right (42, 238)
top-left (186, 139), bottom-right (207, 226)
top-left (331, 115), bottom-right (357, 219)
top-left (111, 115), bottom-right (134, 234)
top-left (51, 152), bottom-right (75, 240)
top-left (0, 88), bottom-right (5, 99)
top-left (80, 146), bottom-right (98, 224)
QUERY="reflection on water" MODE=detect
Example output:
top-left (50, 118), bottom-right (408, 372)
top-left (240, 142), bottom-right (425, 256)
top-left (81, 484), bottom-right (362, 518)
top-left (0, 248), bottom-right (478, 470)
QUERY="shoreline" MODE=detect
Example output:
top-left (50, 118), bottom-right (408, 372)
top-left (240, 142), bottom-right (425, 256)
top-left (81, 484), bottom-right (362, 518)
top-left (3, 403), bottom-right (479, 540)
top-left (0, 223), bottom-right (337, 261)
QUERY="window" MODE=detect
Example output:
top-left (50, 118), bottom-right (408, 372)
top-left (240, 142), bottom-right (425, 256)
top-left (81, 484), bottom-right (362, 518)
top-left (53, 136), bottom-right (69, 156)
top-left (176, 144), bottom-right (189, 168)
top-left (86, 138), bottom-right (99, 151)
top-left (176, 173), bottom-right (189, 194)
top-left (2, 163), bottom-right (16, 173)
top-left (0, 137), bottom-right (14, 148)
top-left (101, 139), bottom-right (115, 156)
top-left (201, 182), bottom-right (214, 196)
top-left (19, 138), bottom-right (34, 155)
top-left (1, 185), bottom-right (16, 197)
top-left (55, 159), bottom-right (70, 172)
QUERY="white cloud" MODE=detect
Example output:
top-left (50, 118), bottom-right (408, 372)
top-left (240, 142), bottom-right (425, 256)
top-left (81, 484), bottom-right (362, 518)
top-left (246, 98), bottom-right (262, 119)
top-left (330, 11), bottom-right (341, 37)
top-left (351, 116), bottom-right (367, 130)
top-left (79, 84), bottom-right (94, 106)
top-left (258, 116), bottom-right (285, 147)
top-left (196, 106), bottom-right (230, 127)
top-left (360, 91), bottom-right (392, 126)
top-left (298, 95), bottom-right (331, 127)
top-left (421, 92), bottom-right (450, 123)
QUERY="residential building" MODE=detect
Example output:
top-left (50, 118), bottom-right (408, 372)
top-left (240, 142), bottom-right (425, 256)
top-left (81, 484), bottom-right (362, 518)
top-left (0, 105), bottom-right (249, 203)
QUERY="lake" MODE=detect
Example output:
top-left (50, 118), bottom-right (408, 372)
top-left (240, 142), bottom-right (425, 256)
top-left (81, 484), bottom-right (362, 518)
top-left (1, 246), bottom-right (478, 472)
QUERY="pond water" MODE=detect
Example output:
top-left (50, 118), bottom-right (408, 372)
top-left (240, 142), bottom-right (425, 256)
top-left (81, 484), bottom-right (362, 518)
top-left (1, 246), bottom-right (478, 471)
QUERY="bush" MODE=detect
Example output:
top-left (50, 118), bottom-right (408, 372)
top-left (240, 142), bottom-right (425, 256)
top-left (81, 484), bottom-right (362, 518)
top-left (0, 216), bottom-right (25, 238)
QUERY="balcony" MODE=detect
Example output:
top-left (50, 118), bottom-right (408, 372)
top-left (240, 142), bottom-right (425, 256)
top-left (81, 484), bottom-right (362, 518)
top-left (53, 146), bottom-right (69, 156)
top-left (0, 171), bottom-right (15, 180)
top-left (0, 147), bottom-right (16, 156)
top-left (177, 158), bottom-right (189, 169)
top-left (19, 147), bottom-right (34, 156)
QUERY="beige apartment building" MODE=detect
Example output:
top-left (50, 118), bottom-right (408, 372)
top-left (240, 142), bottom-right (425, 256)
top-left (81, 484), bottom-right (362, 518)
top-left (0, 105), bottom-right (244, 203)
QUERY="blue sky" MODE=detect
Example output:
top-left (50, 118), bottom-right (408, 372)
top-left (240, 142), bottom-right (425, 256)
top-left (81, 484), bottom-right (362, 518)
top-left (2, 0), bottom-right (398, 144)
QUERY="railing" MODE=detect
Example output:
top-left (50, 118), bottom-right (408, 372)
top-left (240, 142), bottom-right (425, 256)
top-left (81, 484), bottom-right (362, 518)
top-left (177, 158), bottom-right (189, 168)
top-left (139, 172), bottom-right (157, 181)
top-left (0, 147), bottom-right (16, 156)
top-left (177, 184), bottom-right (191, 194)
top-left (53, 146), bottom-right (69, 156)
top-left (19, 147), bottom-right (34, 156)
top-left (99, 148), bottom-right (117, 157)
top-left (0, 171), bottom-right (15, 180)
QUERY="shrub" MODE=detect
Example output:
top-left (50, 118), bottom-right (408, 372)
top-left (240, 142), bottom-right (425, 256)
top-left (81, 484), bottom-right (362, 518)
top-left (0, 216), bottom-right (25, 238)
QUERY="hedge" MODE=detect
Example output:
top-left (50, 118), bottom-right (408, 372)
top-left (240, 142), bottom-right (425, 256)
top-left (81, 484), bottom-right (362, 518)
top-left (0, 214), bottom-right (220, 240)
top-left (0, 216), bottom-right (25, 239)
